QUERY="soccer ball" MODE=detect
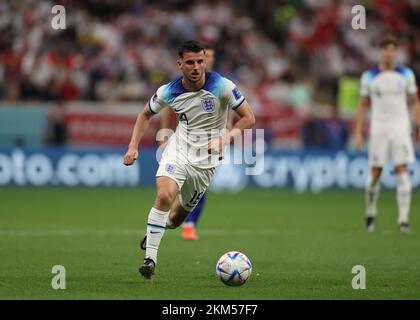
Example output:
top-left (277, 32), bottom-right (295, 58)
top-left (216, 251), bottom-right (252, 286)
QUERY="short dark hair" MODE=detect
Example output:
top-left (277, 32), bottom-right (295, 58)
top-left (203, 43), bottom-right (213, 50)
top-left (379, 35), bottom-right (398, 48)
top-left (178, 40), bottom-right (205, 58)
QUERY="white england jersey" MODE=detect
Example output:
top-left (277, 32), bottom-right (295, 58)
top-left (149, 72), bottom-right (245, 168)
top-left (360, 66), bottom-right (417, 133)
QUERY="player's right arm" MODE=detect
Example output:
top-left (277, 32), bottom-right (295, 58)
top-left (159, 107), bottom-right (173, 146)
top-left (354, 71), bottom-right (371, 150)
top-left (123, 105), bottom-right (155, 166)
top-left (354, 96), bottom-right (370, 150)
top-left (124, 85), bottom-right (170, 165)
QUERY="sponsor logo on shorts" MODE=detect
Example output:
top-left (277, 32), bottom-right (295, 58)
top-left (165, 163), bottom-right (175, 174)
top-left (202, 98), bottom-right (215, 113)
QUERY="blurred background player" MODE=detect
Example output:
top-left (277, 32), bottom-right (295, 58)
top-left (159, 44), bottom-right (233, 241)
top-left (354, 36), bottom-right (420, 233)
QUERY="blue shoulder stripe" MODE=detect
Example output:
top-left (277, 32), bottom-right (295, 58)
top-left (395, 66), bottom-right (412, 79)
top-left (203, 72), bottom-right (224, 97)
top-left (162, 72), bottom-right (225, 103)
top-left (162, 77), bottom-right (188, 104)
top-left (366, 67), bottom-right (381, 80)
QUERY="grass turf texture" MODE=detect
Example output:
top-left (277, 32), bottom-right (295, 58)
top-left (0, 187), bottom-right (419, 299)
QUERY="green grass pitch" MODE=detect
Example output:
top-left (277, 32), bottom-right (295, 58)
top-left (1, 187), bottom-right (419, 299)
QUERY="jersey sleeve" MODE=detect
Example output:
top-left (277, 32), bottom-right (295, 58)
top-left (222, 78), bottom-right (246, 110)
top-left (148, 85), bottom-right (169, 114)
top-left (405, 68), bottom-right (417, 95)
top-left (359, 71), bottom-right (370, 97)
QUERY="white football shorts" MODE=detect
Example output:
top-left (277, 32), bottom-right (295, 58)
top-left (156, 154), bottom-right (216, 212)
top-left (369, 128), bottom-right (415, 167)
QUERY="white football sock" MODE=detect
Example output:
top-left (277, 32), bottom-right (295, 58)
top-left (365, 175), bottom-right (381, 217)
top-left (396, 172), bottom-right (411, 224)
top-left (145, 207), bottom-right (169, 264)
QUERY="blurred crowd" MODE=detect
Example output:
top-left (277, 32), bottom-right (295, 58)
top-left (0, 0), bottom-right (419, 149)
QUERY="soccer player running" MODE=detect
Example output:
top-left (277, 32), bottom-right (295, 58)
top-left (354, 36), bottom-right (420, 233)
top-left (123, 41), bottom-right (255, 279)
top-left (158, 44), bottom-right (233, 241)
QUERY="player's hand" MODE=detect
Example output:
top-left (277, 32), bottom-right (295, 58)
top-left (208, 137), bottom-right (226, 159)
top-left (123, 148), bottom-right (139, 166)
top-left (354, 132), bottom-right (364, 151)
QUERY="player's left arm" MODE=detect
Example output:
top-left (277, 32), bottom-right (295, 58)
top-left (407, 93), bottom-right (420, 128)
top-left (208, 101), bottom-right (255, 154)
top-left (224, 101), bottom-right (255, 143)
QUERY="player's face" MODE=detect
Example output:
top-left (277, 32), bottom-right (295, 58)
top-left (379, 44), bottom-right (397, 66)
top-left (205, 49), bottom-right (215, 71)
top-left (178, 51), bottom-right (206, 83)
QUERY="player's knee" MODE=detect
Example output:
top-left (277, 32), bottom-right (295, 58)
top-left (395, 165), bottom-right (407, 175)
top-left (155, 191), bottom-right (175, 209)
top-left (371, 168), bottom-right (382, 181)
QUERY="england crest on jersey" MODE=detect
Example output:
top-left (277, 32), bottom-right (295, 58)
top-left (202, 98), bottom-right (215, 113)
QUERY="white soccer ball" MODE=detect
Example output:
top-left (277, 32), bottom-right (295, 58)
top-left (216, 251), bottom-right (252, 286)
